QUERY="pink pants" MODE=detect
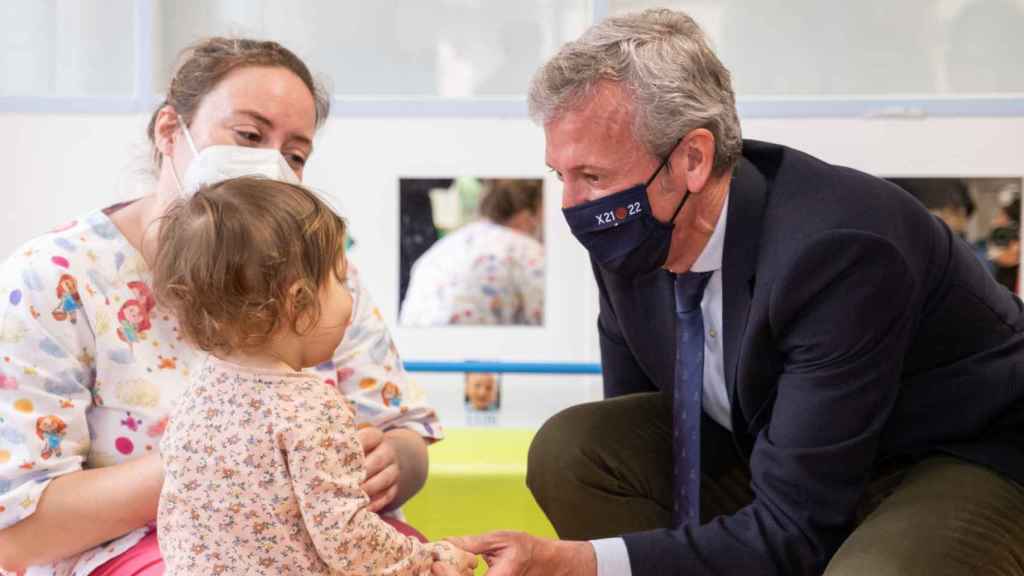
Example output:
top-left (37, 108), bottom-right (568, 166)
top-left (90, 519), bottom-right (428, 575)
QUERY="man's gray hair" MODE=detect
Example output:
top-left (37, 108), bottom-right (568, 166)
top-left (529, 9), bottom-right (742, 175)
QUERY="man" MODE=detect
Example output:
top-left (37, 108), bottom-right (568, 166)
top-left (437, 8), bottom-right (1024, 576)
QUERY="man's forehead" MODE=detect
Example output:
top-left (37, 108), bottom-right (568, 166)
top-left (544, 84), bottom-right (637, 166)
top-left (565, 82), bottom-right (633, 127)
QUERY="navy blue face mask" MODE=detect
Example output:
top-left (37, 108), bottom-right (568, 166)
top-left (562, 144), bottom-right (690, 277)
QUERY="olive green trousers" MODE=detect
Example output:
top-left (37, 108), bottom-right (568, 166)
top-left (526, 393), bottom-right (1024, 575)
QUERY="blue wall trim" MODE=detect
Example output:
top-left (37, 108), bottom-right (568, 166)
top-left (5, 95), bottom-right (1024, 119)
top-left (328, 97), bottom-right (528, 118)
top-left (404, 361), bottom-right (602, 375)
top-left (0, 96), bottom-right (146, 114)
top-left (737, 96), bottom-right (1024, 118)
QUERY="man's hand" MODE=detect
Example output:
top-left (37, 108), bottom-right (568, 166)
top-left (431, 532), bottom-right (597, 576)
top-left (356, 426), bottom-right (401, 512)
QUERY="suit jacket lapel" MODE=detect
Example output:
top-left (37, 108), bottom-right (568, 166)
top-left (722, 157), bottom-right (767, 427)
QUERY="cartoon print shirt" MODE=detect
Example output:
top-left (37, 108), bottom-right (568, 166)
top-left (399, 220), bottom-right (545, 326)
top-left (159, 357), bottom-right (459, 576)
top-left (0, 208), bottom-right (442, 576)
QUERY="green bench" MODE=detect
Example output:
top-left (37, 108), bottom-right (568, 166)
top-left (404, 427), bottom-right (557, 569)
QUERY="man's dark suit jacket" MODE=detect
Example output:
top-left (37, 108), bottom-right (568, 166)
top-left (596, 140), bottom-right (1024, 575)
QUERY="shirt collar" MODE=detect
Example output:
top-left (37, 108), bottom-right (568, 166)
top-left (689, 193), bottom-right (729, 273)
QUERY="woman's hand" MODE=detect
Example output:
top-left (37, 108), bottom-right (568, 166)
top-left (357, 426), bottom-right (401, 512)
top-left (357, 426), bottom-right (430, 512)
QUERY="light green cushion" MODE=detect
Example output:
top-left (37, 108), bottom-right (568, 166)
top-left (404, 427), bottom-right (557, 543)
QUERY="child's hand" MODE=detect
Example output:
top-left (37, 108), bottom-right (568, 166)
top-left (430, 541), bottom-right (478, 575)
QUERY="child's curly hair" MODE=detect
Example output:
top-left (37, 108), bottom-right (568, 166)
top-left (153, 177), bottom-right (348, 355)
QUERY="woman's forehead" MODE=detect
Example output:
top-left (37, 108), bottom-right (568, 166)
top-left (198, 66), bottom-right (317, 134)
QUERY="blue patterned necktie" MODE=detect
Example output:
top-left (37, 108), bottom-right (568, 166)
top-left (672, 271), bottom-right (712, 527)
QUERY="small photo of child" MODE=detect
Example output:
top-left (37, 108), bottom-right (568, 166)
top-left (464, 372), bottom-right (501, 412)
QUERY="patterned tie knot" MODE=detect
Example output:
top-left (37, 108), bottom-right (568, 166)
top-left (674, 271), bottom-right (712, 314)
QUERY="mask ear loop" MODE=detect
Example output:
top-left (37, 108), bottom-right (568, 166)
top-left (167, 114), bottom-right (200, 196)
top-left (176, 114), bottom-right (200, 156)
top-left (667, 189), bottom-right (691, 223)
top-left (648, 137), bottom-right (690, 224)
top-left (645, 136), bottom-right (684, 187)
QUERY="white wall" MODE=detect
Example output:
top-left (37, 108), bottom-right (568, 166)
top-left (0, 113), bottom-right (604, 428)
top-left (3, 113), bottom-right (1024, 426)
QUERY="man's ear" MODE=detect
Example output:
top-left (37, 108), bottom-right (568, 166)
top-left (670, 128), bottom-right (716, 194)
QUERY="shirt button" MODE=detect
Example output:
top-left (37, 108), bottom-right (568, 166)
top-left (708, 328), bottom-right (717, 339)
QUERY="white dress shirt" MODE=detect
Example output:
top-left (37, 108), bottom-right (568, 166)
top-left (592, 194), bottom-right (731, 576)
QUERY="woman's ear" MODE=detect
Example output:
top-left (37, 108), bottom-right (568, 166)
top-left (153, 105), bottom-right (181, 157)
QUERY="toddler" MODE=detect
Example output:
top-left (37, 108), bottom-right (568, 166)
top-left (153, 177), bottom-right (476, 575)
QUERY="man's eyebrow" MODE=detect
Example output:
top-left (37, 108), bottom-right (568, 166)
top-left (552, 163), bottom-right (605, 174)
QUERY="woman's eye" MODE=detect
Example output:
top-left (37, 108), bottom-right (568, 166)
top-left (235, 130), bottom-right (261, 144)
top-left (289, 153), bottom-right (307, 167)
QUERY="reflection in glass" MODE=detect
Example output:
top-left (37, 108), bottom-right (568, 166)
top-left (399, 178), bottom-right (545, 326)
top-left (0, 1), bottom-right (134, 97)
top-left (889, 177), bottom-right (1023, 292)
top-left (155, 0), bottom-right (590, 97)
top-left (610, 0), bottom-right (1024, 96)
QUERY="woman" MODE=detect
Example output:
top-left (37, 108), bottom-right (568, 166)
top-left (0, 38), bottom-right (441, 575)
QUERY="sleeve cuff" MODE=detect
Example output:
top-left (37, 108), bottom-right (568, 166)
top-left (0, 475), bottom-right (53, 530)
top-left (590, 537), bottom-right (632, 576)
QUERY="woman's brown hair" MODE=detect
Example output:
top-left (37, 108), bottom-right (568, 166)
top-left (146, 37), bottom-right (331, 165)
top-left (478, 179), bottom-right (543, 225)
top-left (153, 177), bottom-right (347, 355)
